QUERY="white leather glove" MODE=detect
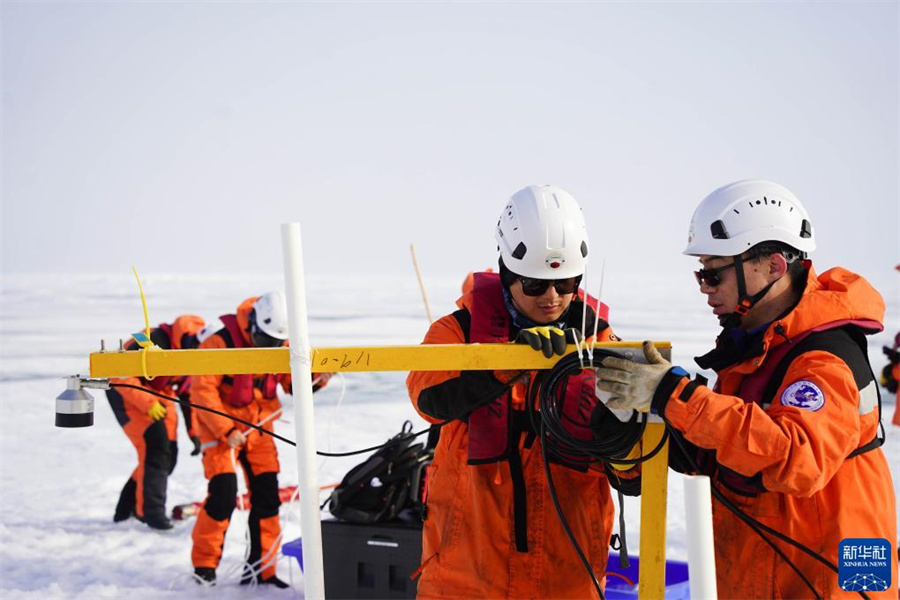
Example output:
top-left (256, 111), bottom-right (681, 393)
top-left (595, 341), bottom-right (672, 412)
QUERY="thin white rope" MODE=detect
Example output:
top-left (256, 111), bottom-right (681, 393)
top-left (577, 259), bottom-right (589, 369)
top-left (589, 259), bottom-right (606, 369)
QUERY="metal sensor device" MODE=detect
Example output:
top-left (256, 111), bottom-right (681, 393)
top-left (56, 376), bottom-right (109, 428)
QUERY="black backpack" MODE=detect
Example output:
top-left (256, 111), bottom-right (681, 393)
top-left (327, 421), bottom-right (433, 524)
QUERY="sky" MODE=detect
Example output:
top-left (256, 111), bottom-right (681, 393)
top-left (2, 1), bottom-right (899, 294)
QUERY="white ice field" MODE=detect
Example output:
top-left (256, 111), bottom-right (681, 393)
top-left (1, 270), bottom-right (897, 599)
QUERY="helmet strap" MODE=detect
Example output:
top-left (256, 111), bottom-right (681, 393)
top-left (720, 254), bottom-right (778, 330)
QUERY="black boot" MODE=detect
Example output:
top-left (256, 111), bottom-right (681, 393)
top-left (260, 575), bottom-right (290, 589)
top-left (240, 567), bottom-right (289, 589)
top-left (194, 567), bottom-right (216, 585)
top-left (142, 513), bottom-right (174, 530)
top-left (113, 478), bottom-right (137, 522)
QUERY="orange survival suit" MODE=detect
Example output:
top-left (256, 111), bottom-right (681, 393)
top-left (656, 267), bottom-right (897, 598)
top-left (407, 272), bottom-right (627, 600)
top-left (190, 297), bottom-right (327, 580)
top-left (106, 315), bottom-right (205, 525)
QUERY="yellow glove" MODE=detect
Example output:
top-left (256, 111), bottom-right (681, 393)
top-left (147, 401), bottom-right (167, 421)
top-left (514, 327), bottom-right (583, 358)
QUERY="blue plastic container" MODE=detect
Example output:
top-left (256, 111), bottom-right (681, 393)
top-left (283, 539), bottom-right (689, 599)
top-left (605, 552), bottom-right (690, 600)
top-left (282, 537), bottom-right (303, 571)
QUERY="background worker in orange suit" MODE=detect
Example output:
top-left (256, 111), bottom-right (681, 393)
top-left (596, 180), bottom-right (897, 598)
top-left (190, 291), bottom-right (329, 587)
top-left (106, 314), bottom-right (206, 530)
top-left (407, 185), bottom-right (636, 600)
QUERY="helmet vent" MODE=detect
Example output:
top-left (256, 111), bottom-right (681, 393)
top-left (763, 196), bottom-right (768, 205)
top-left (580, 241), bottom-right (588, 258)
top-left (512, 242), bottom-right (527, 260)
top-left (710, 220), bottom-right (729, 240)
top-left (800, 219), bottom-right (812, 238)
top-left (733, 209), bottom-right (740, 215)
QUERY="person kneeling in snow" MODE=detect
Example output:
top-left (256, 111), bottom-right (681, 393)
top-left (595, 180), bottom-right (898, 598)
top-left (189, 292), bottom-right (329, 588)
top-left (106, 314), bottom-right (207, 530)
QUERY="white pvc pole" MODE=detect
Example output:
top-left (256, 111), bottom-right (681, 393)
top-left (281, 223), bottom-right (326, 600)
top-left (684, 475), bottom-right (718, 600)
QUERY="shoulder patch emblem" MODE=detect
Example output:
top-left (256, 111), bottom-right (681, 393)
top-left (780, 380), bottom-right (826, 412)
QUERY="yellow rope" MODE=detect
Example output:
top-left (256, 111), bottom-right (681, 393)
top-left (132, 266), bottom-right (156, 380)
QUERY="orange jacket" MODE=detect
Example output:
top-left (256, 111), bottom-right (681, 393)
top-left (407, 275), bottom-right (621, 600)
top-left (662, 267), bottom-right (897, 599)
top-left (192, 298), bottom-right (292, 443)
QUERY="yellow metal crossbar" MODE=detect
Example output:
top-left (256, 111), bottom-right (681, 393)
top-left (90, 341), bottom-right (671, 378)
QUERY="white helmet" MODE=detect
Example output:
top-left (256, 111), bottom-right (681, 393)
top-left (196, 319), bottom-right (223, 345)
top-left (252, 291), bottom-right (289, 340)
top-left (684, 180), bottom-right (815, 257)
top-left (495, 185), bottom-right (589, 279)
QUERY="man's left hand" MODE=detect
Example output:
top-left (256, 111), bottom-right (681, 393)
top-left (596, 341), bottom-right (671, 412)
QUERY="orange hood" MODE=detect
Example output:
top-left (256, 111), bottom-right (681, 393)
top-left (235, 296), bottom-right (259, 346)
top-left (170, 314), bottom-right (206, 349)
top-left (763, 266), bottom-right (884, 351)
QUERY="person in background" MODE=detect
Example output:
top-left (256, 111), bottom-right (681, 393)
top-left (595, 180), bottom-right (897, 598)
top-left (189, 292), bottom-right (329, 587)
top-left (880, 265), bottom-right (900, 428)
top-left (407, 185), bottom-right (635, 599)
top-left (106, 314), bottom-right (206, 530)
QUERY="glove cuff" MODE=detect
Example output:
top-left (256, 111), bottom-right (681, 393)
top-left (651, 367), bottom-right (689, 415)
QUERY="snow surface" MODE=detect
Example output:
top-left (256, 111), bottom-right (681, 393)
top-left (1, 271), bottom-right (897, 599)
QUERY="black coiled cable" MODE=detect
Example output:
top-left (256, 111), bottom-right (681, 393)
top-left (527, 348), bottom-right (666, 600)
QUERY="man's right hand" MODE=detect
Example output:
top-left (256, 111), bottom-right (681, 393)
top-left (225, 429), bottom-right (246, 449)
top-left (515, 327), bottom-right (583, 358)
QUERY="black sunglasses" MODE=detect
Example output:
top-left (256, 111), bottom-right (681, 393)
top-left (250, 321), bottom-right (284, 348)
top-left (517, 275), bottom-right (581, 297)
top-left (694, 262), bottom-right (736, 287)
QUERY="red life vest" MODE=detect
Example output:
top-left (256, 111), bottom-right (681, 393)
top-left (466, 272), bottom-right (608, 465)
top-left (220, 314), bottom-right (279, 407)
top-left (737, 318), bottom-right (881, 403)
top-left (144, 323), bottom-right (175, 391)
